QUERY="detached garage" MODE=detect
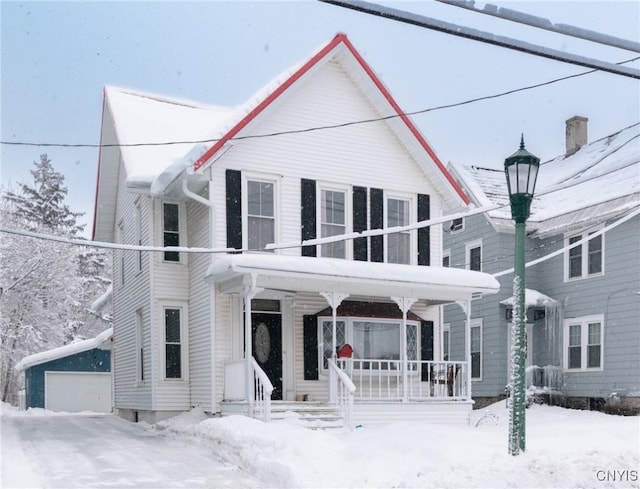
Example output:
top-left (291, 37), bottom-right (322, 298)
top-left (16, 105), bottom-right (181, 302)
top-left (15, 328), bottom-right (113, 413)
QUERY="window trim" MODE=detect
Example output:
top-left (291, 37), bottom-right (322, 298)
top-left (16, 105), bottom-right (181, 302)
top-left (242, 173), bottom-right (280, 253)
top-left (317, 316), bottom-right (420, 375)
top-left (469, 319), bottom-right (482, 381)
top-left (564, 227), bottom-right (605, 282)
top-left (465, 239), bottom-right (483, 272)
top-left (317, 183), bottom-right (351, 260)
top-left (161, 303), bottom-right (189, 381)
top-left (449, 217), bottom-right (464, 233)
top-left (384, 193), bottom-right (415, 265)
top-left (562, 314), bottom-right (604, 372)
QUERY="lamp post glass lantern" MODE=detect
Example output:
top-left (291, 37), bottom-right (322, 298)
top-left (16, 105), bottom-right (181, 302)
top-left (504, 135), bottom-right (539, 456)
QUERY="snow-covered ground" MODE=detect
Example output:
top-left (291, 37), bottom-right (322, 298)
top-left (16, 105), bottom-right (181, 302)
top-left (2, 401), bottom-right (639, 488)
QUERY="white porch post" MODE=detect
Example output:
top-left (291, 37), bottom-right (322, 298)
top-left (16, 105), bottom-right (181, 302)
top-left (456, 300), bottom-right (472, 399)
top-left (243, 274), bottom-right (262, 413)
top-left (320, 292), bottom-right (349, 404)
top-left (392, 297), bottom-right (417, 402)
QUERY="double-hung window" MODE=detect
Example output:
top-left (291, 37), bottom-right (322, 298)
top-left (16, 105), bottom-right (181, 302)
top-left (164, 307), bottom-right (183, 379)
top-left (470, 320), bottom-right (482, 379)
top-left (319, 317), bottom-right (418, 371)
top-left (442, 249), bottom-right (451, 268)
top-left (386, 197), bottom-right (411, 264)
top-left (163, 203), bottom-right (180, 262)
top-left (565, 229), bottom-right (603, 280)
top-left (320, 188), bottom-right (347, 259)
top-left (563, 315), bottom-right (603, 371)
top-left (247, 179), bottom-right (275, 252)
top-left (466, 240), bottom-right (482, 272)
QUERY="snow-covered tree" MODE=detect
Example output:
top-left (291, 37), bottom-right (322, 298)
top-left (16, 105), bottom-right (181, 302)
top-left (0, 156), bottom-right (111, 404)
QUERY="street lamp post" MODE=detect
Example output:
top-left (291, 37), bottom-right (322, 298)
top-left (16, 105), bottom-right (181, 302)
top-left (504, 135), bottom-right (540, 456)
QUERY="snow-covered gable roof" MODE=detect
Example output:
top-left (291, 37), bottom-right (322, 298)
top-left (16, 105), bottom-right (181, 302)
top-left (15, 328), bottom-right (113, 373)
top-left (450, 123), bottom-right (640, 236)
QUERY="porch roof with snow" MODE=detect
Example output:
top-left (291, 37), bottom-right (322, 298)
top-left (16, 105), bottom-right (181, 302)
top-left (448, 123), bottom-right (640, 237)
top-left (207, 254), bottom-right (499, 304)
top-left (93, 33), bottom-right (470, 242)
top-left (15, 328), bottom-right (113, 373)
top-left (500, 288), bottom-right (557, 308)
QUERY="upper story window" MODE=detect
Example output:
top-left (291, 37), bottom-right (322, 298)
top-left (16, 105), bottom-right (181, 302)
top-left (565, 229), bottom-right (603, 281)
top-left (450, 218), bottom-right (464, 232)
top-left (386, 197), bottom-right (411, 264)
top-left (163, 203), bottom-right (180, 262)
top-left (563, 315), bottom-right (603, 371)
top-left (466, 240), bottom-right (482, 272)
top-left (320, 188), bottom-right (347, 259)
top-left (442, 249), bottom-right (451, 268)
top-left (246, 179), bottom-right (275, 252)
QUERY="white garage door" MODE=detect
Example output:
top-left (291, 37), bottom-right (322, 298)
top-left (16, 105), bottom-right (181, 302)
top-left (45, 372), bottom-right (112, 413)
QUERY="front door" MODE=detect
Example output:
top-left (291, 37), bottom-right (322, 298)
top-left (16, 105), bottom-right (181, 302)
top-left (252, 312), bottom-right (283, 400)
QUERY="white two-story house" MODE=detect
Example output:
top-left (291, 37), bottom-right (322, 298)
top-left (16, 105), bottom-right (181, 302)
top-left (93, 33), bottom-right (499, 427)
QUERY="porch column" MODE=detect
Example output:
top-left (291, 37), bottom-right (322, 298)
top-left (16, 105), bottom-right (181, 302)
top-left (392, 297), bottom-right (417, 402)
top-left (319, 292), bottom-right (349, 360)
top-left (456, 300), bottom-right (472, 399)
top-left (243, 274), bottom-right (262, 412)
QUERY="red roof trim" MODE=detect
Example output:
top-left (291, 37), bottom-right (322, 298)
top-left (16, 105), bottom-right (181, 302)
top-left (91, 88), bottom-right (107, 240)
top-left (192, 32), bottom-right (470, 205)
top-left (339, 36), bottom-right (470, 205)
top-left (193, 33), bottom-right (347, 172)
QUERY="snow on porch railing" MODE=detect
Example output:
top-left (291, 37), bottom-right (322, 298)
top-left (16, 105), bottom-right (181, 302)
top-left (250, 357), bottom-right (274, 423)
top-left (336, 359), bottom-right (469, 401)
top-left (327, 358), bottom-right (356, 430)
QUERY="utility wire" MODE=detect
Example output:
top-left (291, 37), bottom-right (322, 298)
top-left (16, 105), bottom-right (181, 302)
top-left (435, 0), bottom-right (640, 53)
top-left (2, 56), bottom-right (638, 150)
top-left (320, 0), bottom-right (640, 79)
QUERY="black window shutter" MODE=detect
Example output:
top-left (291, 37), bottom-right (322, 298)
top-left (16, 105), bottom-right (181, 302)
top-left (226, 170), bottom-right (242, 251)
top-left (417, 194), bottom-right (430, 266)
top-left (303, 315), bottom-right (319, 380)
top-left (370, 188), bottom-right (384, 262)
top-left (353, 186), bottom-right (368, 261)
top-left (420, 320), bottom-right (434, 381)
top-left (301, 179), bottom-right (317, 257)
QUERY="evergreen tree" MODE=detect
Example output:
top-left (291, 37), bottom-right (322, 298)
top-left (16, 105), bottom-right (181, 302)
top-left (4, 154), bottom-right (84, 235)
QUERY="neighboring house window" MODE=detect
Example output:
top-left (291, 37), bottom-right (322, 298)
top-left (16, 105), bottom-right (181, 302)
top-left (164, 307), bottom-right (183, 379)
top-left (442, 323), bottom-right (450, 361)
top-left (466, 240), bottom-right (482, 272)
top-left (134, 200), bottom-right (142, 272)
top-left (563, 315), bottom-right (604, 371)
top-left (386, 197), bottom-right (411, 264)
top-left (565, 229), bottom-right (604, 280)
top-left (470, 319), bottom-right (482, 379)
top-left (163, 203), bottom-right (180, 262)
top-left (246, 179), bottom-right (275, 252)
top-left (320, 188), bottom-right (347, 259)
top-left (450, 218), bottom-right (464, 232)
top-left (136, 309), bottom-right (144, 382)
top-left (442, 249), bottom-right (450, 268)
top-left (319, 317), bottom-right (418, 370)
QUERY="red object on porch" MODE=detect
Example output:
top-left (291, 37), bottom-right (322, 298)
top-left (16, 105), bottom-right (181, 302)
top-left (337, 344), bottom-right (353, 358)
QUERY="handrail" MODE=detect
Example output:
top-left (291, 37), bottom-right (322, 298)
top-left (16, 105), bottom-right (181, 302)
top-left (327, 358), bottom-right (356, 430)
top-left (250, 357), bottom-right (274, 422)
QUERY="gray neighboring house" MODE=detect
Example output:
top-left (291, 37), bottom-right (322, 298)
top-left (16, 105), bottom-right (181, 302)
top-left (443, 117), bottom-right (640, 414)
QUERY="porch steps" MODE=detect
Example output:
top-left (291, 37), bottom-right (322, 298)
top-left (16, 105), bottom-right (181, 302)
top-left (270, 401), bottom-right (345, 430)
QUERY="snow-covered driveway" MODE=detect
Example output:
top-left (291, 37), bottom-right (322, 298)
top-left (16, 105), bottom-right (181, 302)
top-left (1, 412), bottom-right (263, 488)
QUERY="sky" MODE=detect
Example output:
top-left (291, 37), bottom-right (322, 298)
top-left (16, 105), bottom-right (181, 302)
top-left (1, 1), bottom-right (639, 234)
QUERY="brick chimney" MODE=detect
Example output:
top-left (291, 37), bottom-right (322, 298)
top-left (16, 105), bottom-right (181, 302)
top-left (565, 116), bottom-right (588, 156)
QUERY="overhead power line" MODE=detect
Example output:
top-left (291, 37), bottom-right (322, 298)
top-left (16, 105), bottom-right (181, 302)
top-left (435, 0), bottom-right (640, 53)
top-left (2, 55), bottom-right (638, 150)
top-left (319, 0), bottom-right (640, 79)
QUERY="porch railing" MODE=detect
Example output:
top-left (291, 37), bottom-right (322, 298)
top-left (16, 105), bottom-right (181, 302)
top-left (337, 359), bottom-right (469, 401)
top-left (327, 358), bottom-right (356, 430)
top-left (250, 357), bottom-right (274, 422)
